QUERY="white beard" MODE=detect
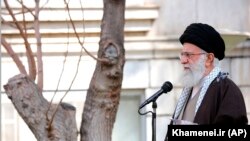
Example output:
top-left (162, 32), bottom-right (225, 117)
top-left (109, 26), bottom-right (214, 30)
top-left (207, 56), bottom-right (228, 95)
top-left (180, 56), bottom-right (206, 87)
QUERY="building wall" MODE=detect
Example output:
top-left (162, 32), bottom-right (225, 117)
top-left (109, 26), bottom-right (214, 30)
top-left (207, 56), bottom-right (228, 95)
top-left (150, 0), bottom-right (250, 36)
top-left (1, 0), bottom-right (250, 141)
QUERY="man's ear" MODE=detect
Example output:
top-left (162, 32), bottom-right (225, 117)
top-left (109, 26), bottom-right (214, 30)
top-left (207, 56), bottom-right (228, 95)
top-left (205, 53), bottom-right (215, 67)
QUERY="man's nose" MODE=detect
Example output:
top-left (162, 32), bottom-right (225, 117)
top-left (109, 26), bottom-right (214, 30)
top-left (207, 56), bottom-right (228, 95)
top-left (180, 56), bottom-right (188, 64)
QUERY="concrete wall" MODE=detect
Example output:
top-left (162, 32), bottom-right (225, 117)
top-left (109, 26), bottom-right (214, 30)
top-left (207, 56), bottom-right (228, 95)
top-left (1, 0), bottom-right (250, 141)
top-left (150, 0), bottom-right (250, 36)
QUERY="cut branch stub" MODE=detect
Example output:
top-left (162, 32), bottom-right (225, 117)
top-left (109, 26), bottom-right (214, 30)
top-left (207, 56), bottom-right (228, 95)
top-left (103, 40), bottom-right (120, 65)
top-left (3, 74), bottom-right (78, 141)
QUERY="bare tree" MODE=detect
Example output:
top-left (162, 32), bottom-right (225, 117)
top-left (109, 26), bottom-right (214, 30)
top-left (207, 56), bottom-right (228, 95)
top-left (2, 0), bottom-right (126, 141)
top-left (80, 0), bottom-right (125, 140)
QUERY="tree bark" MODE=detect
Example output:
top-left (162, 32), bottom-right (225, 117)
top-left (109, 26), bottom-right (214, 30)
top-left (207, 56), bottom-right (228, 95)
top-left (80, 0), bottom-right (126, 141)
top-left (4, 74), bottom-right (78, 141)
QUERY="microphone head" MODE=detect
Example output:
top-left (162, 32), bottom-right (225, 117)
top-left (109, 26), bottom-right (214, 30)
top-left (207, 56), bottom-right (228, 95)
top-left (161, 81), bottom-right (173, 93)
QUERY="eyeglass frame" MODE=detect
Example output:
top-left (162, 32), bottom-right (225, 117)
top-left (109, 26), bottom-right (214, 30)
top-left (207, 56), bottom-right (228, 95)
top-left (179, 52), bottom-right (207, 60)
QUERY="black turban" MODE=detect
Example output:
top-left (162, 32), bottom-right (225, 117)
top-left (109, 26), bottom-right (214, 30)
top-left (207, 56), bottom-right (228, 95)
top-left (179, 23), bottom-right (225, 60)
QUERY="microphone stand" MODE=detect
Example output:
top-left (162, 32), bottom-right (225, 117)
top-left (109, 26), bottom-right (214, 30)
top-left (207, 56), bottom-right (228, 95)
top-left (138, 81), bottom-right (172, 141)
top-left (152, 100), bottom-right (157, 141)
top-left (138, 100), bottom-right (158, 141)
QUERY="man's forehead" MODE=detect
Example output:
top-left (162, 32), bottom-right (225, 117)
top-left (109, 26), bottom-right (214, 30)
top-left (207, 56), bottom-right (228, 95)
top-left (182, 43), bottom-right (202, 52)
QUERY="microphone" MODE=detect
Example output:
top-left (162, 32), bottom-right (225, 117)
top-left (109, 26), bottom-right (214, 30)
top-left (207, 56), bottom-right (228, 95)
top-left (139, 81), bottom-right (173, 109)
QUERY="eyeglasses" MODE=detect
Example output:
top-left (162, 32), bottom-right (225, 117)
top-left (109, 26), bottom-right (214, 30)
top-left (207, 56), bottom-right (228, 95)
top-left (179, 52), bottom-right (207, 60)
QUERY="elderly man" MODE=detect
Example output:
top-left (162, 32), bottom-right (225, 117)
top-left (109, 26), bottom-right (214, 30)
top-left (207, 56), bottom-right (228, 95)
top-left (170, 23), bottom-right (248, 125)
top-left (164, 23), bottom-right (248, 141)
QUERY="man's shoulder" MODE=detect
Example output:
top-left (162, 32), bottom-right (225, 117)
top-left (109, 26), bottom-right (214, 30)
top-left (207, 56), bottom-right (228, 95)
top-left (211, 73), bottom-right (241, 91)
top-left (211, 75), bottom-right (244, 98)
top-left (213, 72), bottom-right (236, 85)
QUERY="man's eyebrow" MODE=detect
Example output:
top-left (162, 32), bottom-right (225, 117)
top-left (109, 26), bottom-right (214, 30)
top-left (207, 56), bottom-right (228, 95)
top-left (181, 51), bottom-right (193, 53)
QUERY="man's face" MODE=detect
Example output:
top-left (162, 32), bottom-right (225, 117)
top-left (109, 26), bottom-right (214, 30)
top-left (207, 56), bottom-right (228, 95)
top-left (179, 43), bottom-right (207, 87)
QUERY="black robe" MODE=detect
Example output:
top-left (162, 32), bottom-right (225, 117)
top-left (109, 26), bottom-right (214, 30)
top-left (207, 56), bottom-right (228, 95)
top-left (194, 77), bottom-right (248, 124)
top-left (164, 76), bottom-right (248, 140)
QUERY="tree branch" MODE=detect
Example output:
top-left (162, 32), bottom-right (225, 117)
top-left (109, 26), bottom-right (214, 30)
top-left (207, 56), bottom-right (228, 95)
top-left (34, 0), bottom-right (44, 92)
top-left (4, 0), bottom-right (37, 81)
top-left (63, 0), bottom-right (109, 63)
top-left (1, 37), bottom-right (27, 75)
top-left (3, 74), bottom-right (78, 141)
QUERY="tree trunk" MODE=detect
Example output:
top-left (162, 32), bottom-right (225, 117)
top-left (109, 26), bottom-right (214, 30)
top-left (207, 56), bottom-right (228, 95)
top-left (4, 74), bottom-right (78, 141)
top-left (80, 0), bottom-right (126, 141)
